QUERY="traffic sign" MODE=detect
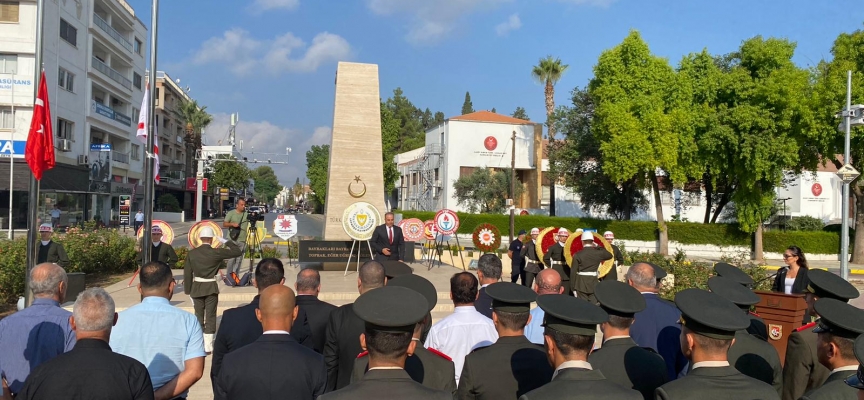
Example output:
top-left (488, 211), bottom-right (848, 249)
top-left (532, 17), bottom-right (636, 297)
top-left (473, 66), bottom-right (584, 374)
top-left (836, 163), bottom-right (861, 184)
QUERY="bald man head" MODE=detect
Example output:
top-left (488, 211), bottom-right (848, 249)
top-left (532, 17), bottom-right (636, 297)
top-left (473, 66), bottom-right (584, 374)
top-left (626, 262), bottom-right (657, 292)
top-left (534, 269), bottom-right (564, 295)
top-left (255, 285), bottom-right (299, 333)
top-left (29, 263), bottom-right (67, 302)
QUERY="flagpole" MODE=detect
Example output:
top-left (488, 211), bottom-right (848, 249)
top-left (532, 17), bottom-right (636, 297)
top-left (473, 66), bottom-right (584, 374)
top-left (24, 0), bottom-right (46, 307)
top-left (142, 0), bottom-right (159, 263)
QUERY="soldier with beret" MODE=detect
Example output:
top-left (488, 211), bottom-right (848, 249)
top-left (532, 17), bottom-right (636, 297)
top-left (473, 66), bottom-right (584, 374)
top-left (654, 289), bottom-right (778, 400)
top-left (457, 282), bottom-right (554, 399)
top-left (842, 334), bottom-right (864, 396)
top-left (588, 280), bottom-right (667, 399)
top-left (543, 228), bottom-right (572, 296)
top-left (520, 228), bottom-right (543, 288)
top-left (352, 274), bottom-right (456, 394)
top-left (319, 286), bottom-right (450, 400)
top-left (571, 231), bottom-right (612, 303)
top-left (799, 298), bottom-right (864, 400)
top-left (714, 262), bottom-right (768, 340)
top-left (520, 294), bottom-right (641, 400)
top-left (783, 269), bottom-right (861, 400)
top-left (707, 276), bottom-right (782, 395)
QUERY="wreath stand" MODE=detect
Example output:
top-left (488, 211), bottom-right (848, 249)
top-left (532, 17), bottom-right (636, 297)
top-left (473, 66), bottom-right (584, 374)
top-left (344, 239), bottom-right (374, 276)
top-left (428, 234), bottom-right (466, 271)
top-left (424, 237), bottom-right (442, 269)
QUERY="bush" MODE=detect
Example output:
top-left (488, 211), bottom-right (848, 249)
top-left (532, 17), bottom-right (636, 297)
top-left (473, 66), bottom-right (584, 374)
top-left (786, 216), bottom-right (824, 231)
top-left (175, 246), bottom-right (190, 269)
top-left (763, 231), bottom-right (842, 255)
top-left (0, 238), bottom-right (28, 303)
top-left (260, 246), bottom-right (283, 259)
top-left (667, 222), bottom-right (749, 246)
top-left (157, 194), bottom-right (182, 212)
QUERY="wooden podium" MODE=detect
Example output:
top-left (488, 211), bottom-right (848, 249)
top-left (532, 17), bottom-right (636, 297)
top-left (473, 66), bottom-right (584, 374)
top-left (754, 291), bottom-right (808, 365)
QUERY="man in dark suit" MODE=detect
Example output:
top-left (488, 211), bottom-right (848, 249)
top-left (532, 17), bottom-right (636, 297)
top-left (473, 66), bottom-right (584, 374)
top-left (457, 282), bottom-right (554, 399)
top-left (36, 223), bottom-right (70, 267)
top-left (588, 280), bottom-right (668, 400)
top-left (18, 288), bottom-right (153, 400)
top-left (183, 226), bottom-right (243, 352)
top-left (842, 335), bottom-right (864, 395)
top-left (320, 286), bottom-right (450, 400)
top-left (543, 228), bottom-right (572, 296)
top-left (520, 228), bottom-right (543, 288)
top-left (601, 231), bottom-right (623, 282)
top-left (626, 262), bottom-right (687, 381)
top-left (211, 258), bottom-right (286, 390)
top-left (783, 269), bottom-right (861, 400)
top-left (654, 289), bottom-right (778, 400)
top-left (215, 285), bottom-right (326, 400)
top-left (572, 231), bottom-right (612, 304)
top-left (292, 268), bottom-right (336, 353)
top-left (474, 254), bottom-right (501, 319)
top-left (370, 212), bottom-right (404, 262)
top-left (798, 299), bottom-right (864, 400)
top-left (325, 261), bottom-right (387, 391)
top-left (519, 294), bottom-right (641, 400)
top-left (137, 225), bottom-right (178, 268)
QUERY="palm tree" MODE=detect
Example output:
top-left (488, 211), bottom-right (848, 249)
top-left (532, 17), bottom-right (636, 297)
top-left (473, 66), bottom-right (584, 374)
top-left (532, 56), bottom-right (568, 216)
top-left (175, 99), bottom-right (213, 150)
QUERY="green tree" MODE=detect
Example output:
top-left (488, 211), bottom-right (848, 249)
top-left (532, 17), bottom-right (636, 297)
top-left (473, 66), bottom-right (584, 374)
top-left (511, 107), bottom-right (529, 121)
top-left (421, 108), bottom-right (434, 129)
top-left (532, 55), bottom-right (569, 217)
top-left (305, 145), bottom-right (330, 208)
top-left (491, 107), bottom-right (496, 113)
top-left (380, 102), bottom-right (400, 194)
top-left (461, 92), bottom-right (474, 115)
top-left (208, 155), bottom-right (252, 193)
top-left (384, 88), bottom-right (426, 152)
top-left (453, 168), bottom-right (525, 213)
top-left (434, 111), bottom-right (445, 126)
top-left (251, 166), bottom-right (282, 204)
top-left (175, 99), bottom-right (213, 151)
top-left (157, 193), bottom-right (181, 212)
top-left (292, 177), bottom-right (304, 205)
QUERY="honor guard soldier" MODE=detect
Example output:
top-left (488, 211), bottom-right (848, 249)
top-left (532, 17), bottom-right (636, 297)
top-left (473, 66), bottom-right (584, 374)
top-left (571, 231), bottom-right (612, 303)
top-left (707, 276), bottom-right (782, 395)
top-left (520, 294), bottom-right (641, 400)
top-left (543, 228), bottom-right (572, 296)
top-left (655, 289), bottom-right (779, 400)
top-left (783, 269), bottom-right (860, 400)
top-left (600, 231), bottom-right (623, 282)
top-left (320, 286), bottom-right (450, 400)
top-left (713, 262), bottom-right (767, 340)
top-left (138, 225), bottom-right (178, 268)
top-left (842, 334), bottom-right (864, 395)
top-left (352, 274), bottom-right (456, 394)
top-left (457, 282), bottom-right (554, 399)
top-left (799, 298), bottom-right (864, 400)
top-left (36, 223), bottom-right (70, 267)
top-left (520, 228), bottom-right (543, 288)
top-left (183, 226), bottom-right (243, 353)
top-left (588, 280), bottom-right (667, 400)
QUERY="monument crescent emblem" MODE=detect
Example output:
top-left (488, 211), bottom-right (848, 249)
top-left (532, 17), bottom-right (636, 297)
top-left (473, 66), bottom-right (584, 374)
top-left (348, 175), bottom-right (367, 198)
top-left (342, 201), bottom-right (381, 241)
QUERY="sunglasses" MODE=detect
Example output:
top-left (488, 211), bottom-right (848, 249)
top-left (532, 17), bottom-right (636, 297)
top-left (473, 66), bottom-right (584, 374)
top-left (782, 254), bottom-right (796, 259)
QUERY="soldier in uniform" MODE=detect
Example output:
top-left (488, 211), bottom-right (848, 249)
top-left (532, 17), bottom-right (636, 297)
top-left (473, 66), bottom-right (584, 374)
top-left (183, 226), bottom-right (243, 352)
top-left (713, 262), bottom-right (767, 340)
top-left (571, 231), bottom-right (612, 304)
top-left (457, 282), bottom-right (554, 399)
top-left (799, 298), bottom-right (864, 400)
top-left (36, 223), bottom-right (70, 267)
top-left (600, 231), bottom-right (623, 282)
top-left (520, 294), bottom-right (641, 400)
top-left (352, 274), bottom-right (456, 394)
top-left (655, 289), bottom-right (779, 400)
top-left (543, 228), bottom-right (572, 296)
top-left (783, 269), bottom-right (860, 400)
top-left (137, 225), bottom-right (178, 268)
top-left (842, 334), bottom-right (864, 396)
top-left (707, 276), bottom-right (782, 395)
top-left (520, 228), bottom-right (543, 288)
top-left (588, 280), bottom-right (667, 400)
top-left (319, 286), bottom-right (450, 400)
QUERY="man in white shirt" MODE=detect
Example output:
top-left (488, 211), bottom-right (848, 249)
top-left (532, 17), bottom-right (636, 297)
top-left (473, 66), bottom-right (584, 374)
top-left (424, 272), bottom-right (497, 384)
top-left (50, 206), bottom-right (61, 228)
top-left (524, 269), bottom-right (565, 344)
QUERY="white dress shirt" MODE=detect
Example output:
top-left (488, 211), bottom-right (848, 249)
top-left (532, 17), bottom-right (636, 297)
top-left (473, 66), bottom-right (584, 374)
top-left (553, 360), bottom-right (592, 379)
top-left (691, 361), bottom-right (729, 369)
top-left (424, 305), bottom-right (498, 384)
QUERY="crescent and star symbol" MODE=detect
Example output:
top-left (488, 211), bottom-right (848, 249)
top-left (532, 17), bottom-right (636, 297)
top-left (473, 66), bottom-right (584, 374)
top-left (348, 175), bottom-right (367, 198)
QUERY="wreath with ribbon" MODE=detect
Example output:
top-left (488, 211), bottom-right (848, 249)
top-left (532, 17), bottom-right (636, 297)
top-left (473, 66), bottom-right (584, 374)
top-left (472, 223), bottom-right (501, 254)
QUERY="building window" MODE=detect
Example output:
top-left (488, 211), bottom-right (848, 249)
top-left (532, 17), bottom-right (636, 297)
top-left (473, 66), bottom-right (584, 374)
top-left (0, 2), bottom-right (19, 23)
top-left (460, 166), bottom-right (476, 178)
top-left (131, 144), bottom-right (140, 160)
top-left (133, 72), bottom-right (142, 90)
top-left (58, 68), bottom-right (74, 92)
top-left (59, 18), bottom-right (77, 46)
top-left (56, 118), bottom-right (74, 140)
top-left (0, 106), bottom-right (12, 129)
top-left (162, 117), bottom-right (169, 128)
top-left (0, 54), bottom-right (17, 74)
top-left (134, 38), bottom-right (142, 55)
top-left (132, 107), bottom-right (139, 119)
top-left (154, 88), bottom-right (160, 105)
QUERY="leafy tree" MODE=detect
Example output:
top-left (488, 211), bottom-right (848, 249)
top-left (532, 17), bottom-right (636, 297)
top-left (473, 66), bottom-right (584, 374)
top-left (175, 99), bottom-right (213, 151)
top-left (251, 166), bottom-right (282, 204)
top-left (157, 193), bottom-right (181, 212)
top-left (380, 102), bottom-right (400, 194)
top-left (491, 107), bottom-right (497, 113)
top-left (421, 108), bottom-right (434, 129)
top-left (292, 178), bottom-right (304, 205)
top-left (453, 168), bottom-right (525, 214)
top-left (511, 107), bottom-right (529, 120)
top-left (305, 145), bottom-right (330, 207)
top-left (434, 111), bottom-right (445, 126)
top-left (384, 88), bottom-right (426, 152)
top-left (208, 155), bottom-right (252, 194)
top-left (461, 92), bottom-right (474, 115)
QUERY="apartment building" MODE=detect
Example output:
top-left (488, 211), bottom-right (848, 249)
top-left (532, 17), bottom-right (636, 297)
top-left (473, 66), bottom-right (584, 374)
top-left (154, 70), bottom-right (199, 213)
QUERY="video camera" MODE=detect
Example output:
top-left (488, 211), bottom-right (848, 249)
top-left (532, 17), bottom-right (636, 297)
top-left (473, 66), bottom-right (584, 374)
top-left (248, 211), bottom-right (264, 223)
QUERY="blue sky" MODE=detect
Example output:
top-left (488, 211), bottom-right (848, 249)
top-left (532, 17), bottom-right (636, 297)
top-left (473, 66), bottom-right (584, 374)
top-left (124, 0), bottom-right (864, 186)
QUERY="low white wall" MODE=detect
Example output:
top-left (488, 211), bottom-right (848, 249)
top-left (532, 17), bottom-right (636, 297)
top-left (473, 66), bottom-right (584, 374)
top-left (615, 239), bottom-right (840, 261)
top-left (153, 212), bottom-right (184, 223)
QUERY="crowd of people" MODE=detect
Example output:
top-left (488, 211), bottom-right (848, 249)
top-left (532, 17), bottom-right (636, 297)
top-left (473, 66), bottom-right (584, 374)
top-left (1, 223), bottom-right (864, 400)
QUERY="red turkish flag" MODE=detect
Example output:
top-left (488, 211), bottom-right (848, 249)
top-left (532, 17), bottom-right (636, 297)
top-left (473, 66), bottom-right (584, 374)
top-left (25, 70), bottom-right (55, 180)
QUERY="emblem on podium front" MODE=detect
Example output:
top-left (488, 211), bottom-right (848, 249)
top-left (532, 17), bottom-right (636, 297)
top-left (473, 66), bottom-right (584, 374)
top-left (342, 201), bottom-right (380, 241)
top-left (768, 324), bottom-right (782, 341)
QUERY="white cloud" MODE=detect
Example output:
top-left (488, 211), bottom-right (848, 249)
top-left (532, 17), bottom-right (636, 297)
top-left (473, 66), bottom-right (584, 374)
top-left (190, 30), bottom-right (351, 76)
top-left (495, 13), bottom-right (521, 36)
top-left (366, 0), bottom-right (511, 45)
top-left (249, 0), bottom-right (300, 13)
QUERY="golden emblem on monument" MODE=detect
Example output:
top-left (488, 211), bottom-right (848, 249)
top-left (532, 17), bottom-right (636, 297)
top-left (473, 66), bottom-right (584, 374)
top-left (348, 175), bottom-right (367, 198)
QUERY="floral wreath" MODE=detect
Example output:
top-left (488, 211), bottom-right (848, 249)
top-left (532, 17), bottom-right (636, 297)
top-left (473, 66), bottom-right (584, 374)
top-left (472, 223), bottom-right (501, 254)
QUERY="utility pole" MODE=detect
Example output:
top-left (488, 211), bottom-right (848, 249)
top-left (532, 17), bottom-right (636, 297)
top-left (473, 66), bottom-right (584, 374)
top-left (509, 130), bottom-right (516, 242)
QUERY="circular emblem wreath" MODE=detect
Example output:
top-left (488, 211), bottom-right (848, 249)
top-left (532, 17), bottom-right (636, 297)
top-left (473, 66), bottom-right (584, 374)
top-left (472, 223), bottom-right (501, 254)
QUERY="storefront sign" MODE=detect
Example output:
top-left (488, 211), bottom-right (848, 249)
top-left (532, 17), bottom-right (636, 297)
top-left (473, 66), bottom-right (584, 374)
top-left (186, 177), bottom-right (208, 191)
top-left (111, 182), bottom-right (135, 195)
top-left (0, 140), bottom-right (26, 159)
top-left (119, 195), bottom-right (130, 226)
top-left (89, 181), bottom-right (110, 193)
top-left (298, 240), bottom-right (373, 262)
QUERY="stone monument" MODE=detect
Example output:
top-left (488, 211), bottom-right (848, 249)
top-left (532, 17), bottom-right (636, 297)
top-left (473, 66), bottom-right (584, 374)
top-left (323, 62), bottom-right (387, 240)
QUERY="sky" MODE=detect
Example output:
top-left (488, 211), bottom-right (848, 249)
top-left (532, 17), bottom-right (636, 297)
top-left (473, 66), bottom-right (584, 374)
top-left (123, 0), bottom-right (864, 187)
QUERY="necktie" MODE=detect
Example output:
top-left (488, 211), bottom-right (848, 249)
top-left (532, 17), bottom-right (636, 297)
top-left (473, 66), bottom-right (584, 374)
top-left (388, 227), bottom-right (393, 244)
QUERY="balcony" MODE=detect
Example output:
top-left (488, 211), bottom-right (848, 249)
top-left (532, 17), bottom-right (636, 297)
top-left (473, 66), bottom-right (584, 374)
top-left (91, 100), bottom-right (132, 126)
top-left (112, 151), bottom-right (129, 164)
top-left (92, 56), bottom-right (132, 89)
top-left (93, 13), bottom-right (132, 52)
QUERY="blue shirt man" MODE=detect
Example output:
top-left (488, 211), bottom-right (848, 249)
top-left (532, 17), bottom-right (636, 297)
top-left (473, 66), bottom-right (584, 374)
top-left (523, 306), bottom-right (546, 344)
top-left (0, 264), bottom-right (75, 395)
top-left (523, 269), bottom-right (565, 345)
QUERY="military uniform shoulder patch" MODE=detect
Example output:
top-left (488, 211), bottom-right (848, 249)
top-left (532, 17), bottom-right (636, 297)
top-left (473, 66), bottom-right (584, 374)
top-left (427, 348), bottom-right (452, 361)
top-left (356, 350), bottom-right (369, 359)
top-left (470, 345), bottom-right (491, 354)
top-left (794, 321), bottom-right (817, 332)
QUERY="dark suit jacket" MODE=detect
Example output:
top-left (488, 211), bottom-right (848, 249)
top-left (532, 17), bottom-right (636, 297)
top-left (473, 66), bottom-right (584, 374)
top-left (630, 293), bottom-right (688, 381)
top-left (292, 295), bottom-right (337, 353)
top-left (518, 368), bottom-right (641, 400)
top-left (211, 295), bottom-right (262, 391)
top-left (324, 303), bottom-right (366, 391)
top-left (727, 330), bottom-right (783, 396)
top-left (183, 241), bottom-right (243, 298)
top-left (587, 337), bottom-right (668, 399)
top-left (456, 335), bottom-right (554, 399)
top-left (771, 266), bottom-right (810, 294)
top-left (800, 369), bottom-right (859, 400)
top-left (655, 366), bottom-right (779, 400)
top-left (319, 369), bottom-right (451, 400)
top-left (137, 242), bottom-right (179, 268)
top-left (37, 240), bottom-right (69, 268)
top-left (370, 224), bottom-right (404, 261)
top-left (474, 286), bottom-right (493, 319)
top-left (782, 323), bottom-right (829, 400)
top-left (18, 339), bottom-right (153, 400)
top-left (352, 346), bottom-right (456, 393)
top-left (215, 334), bottom-right (326, 400)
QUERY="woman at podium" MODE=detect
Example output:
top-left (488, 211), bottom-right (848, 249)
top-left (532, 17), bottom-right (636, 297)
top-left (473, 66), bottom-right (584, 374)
top-left (771, 246), bottom-right (810, 295)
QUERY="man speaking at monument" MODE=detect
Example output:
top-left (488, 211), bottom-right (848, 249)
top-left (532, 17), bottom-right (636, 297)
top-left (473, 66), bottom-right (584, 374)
top-left (370, 212), bottom-right (404, 262)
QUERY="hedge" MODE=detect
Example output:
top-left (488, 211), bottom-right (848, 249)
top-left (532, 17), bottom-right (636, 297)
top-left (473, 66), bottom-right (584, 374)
top-left (763, 231), bottom-right (843, 255)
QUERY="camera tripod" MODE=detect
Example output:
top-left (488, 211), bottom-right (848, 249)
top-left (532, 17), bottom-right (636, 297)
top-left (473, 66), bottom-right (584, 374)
top-left (243, 223), bottom-right (265, 274)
